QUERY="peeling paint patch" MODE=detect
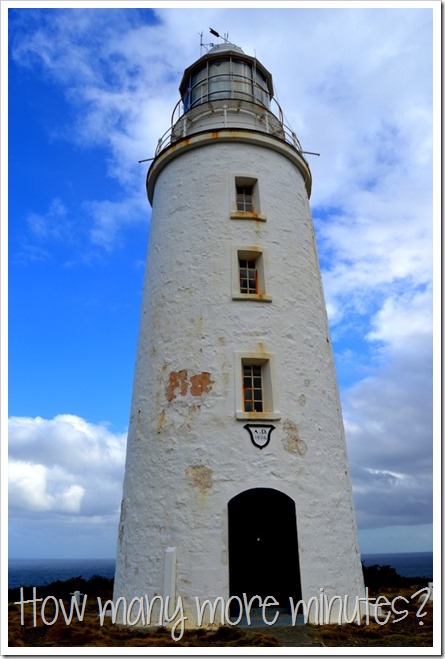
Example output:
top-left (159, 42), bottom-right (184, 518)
top-left (166, 369), bottom-right (213, 401)
top-left (166, 369), bottom-right (188, 401)
top-left (298, 394), bottom-right (306, 406)
top-left (190, 372), bottom-right (213, 396)
top-left (282, 419), bottom-right (307, 456)
top-left (185, 464), bottom-right (213, 492)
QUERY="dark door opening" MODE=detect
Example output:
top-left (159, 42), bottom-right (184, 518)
top-left (228, 488), bottom-right (301, 614)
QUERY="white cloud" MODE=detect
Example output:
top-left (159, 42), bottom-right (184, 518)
top-left (85, 195), bottom-right (148, 250)
top-left (9, 415), bottom-right (126, 518)
top-left (9, 460), bottom-right (85, 513)
top-left (9, 461), bottom-right (55, 512)
top-left (367, 286), bottom-right (432, 347)
top-left (27, 198), bottom-right (70, 241)
top-left (13, 199), bottom-right (75, 264)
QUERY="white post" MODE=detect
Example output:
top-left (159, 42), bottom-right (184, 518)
top-left (163, 547), bottom-right (177, 619)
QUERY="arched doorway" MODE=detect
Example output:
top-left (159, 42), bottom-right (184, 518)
top-left (228, 488), bottom-right (301, 612)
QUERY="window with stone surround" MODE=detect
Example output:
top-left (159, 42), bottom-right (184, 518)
top-left (232, 246), bottom-right (272, 302)
top-left (235, 352), bottom-right (280, 421)
top-left (230, 176), bottom-right (267, 221)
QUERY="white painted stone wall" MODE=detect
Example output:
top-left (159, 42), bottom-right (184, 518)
top-left (114, 130), bottom-right (365, 626)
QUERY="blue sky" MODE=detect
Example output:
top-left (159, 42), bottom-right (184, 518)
top-left (5, 4), bottom-right (437, 560)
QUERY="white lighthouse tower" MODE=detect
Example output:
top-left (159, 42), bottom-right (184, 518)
top-left (114, 37), bottom-right (365, 626)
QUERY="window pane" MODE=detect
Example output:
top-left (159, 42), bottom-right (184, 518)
top-left (236, 185), bottom-right (254, 212)
top-left (239, 256), bottom-right (258, 295)
top-left (243, 363), bottom-right (264, 412)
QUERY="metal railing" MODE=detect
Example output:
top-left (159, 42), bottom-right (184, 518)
top-left (153, 95), bottom-right (304, 158)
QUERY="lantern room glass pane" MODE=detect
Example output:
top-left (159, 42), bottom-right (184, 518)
top-left (254, 69), bottom-right (269, 107)
top-left (208, 59), bottom-right (231, 101)
top-left (184, 63), bottom-right (208, 110)
top-left (232, 59), bottom-right (253, 101)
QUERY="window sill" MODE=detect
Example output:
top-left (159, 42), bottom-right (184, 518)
top-left (236, 411), bottom-right (281, 421)
top-left (232, 293), bottom-right (272, 303)
top-left (230, 211), bottom-right (267, 222)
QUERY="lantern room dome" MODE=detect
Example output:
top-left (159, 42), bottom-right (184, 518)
top-left (207, 42), bottom-right (244, 55)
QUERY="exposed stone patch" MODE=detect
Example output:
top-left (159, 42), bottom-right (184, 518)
top-left (185, 464), bottom-right (213, 492)
top-left (282, 419), bottom-right (307, 456)
top-left (190, 372), bottom-right (213, 396)
top-left (166, 369), bottom-right (213, 401)
top-left (166, 369), bottom-right (188, 401)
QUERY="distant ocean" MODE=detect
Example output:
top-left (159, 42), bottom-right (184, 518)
top-left (8, 552), bottom-right (432, 590)
top-left (8, 558), bottom-right (115, 590)
top-left (361, 552), bottom-right (433, 579)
